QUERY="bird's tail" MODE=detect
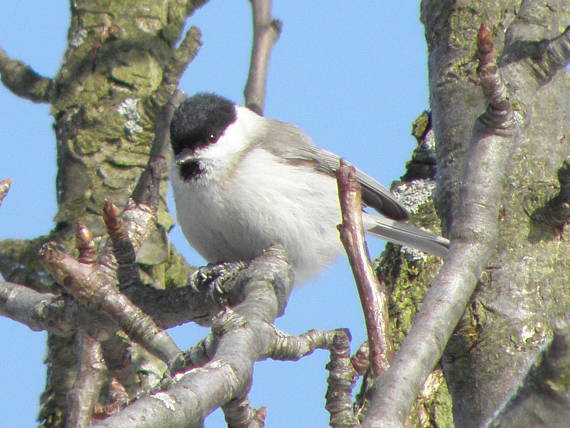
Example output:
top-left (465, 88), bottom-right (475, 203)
top-left (363, 213), bottom-right (449, 258)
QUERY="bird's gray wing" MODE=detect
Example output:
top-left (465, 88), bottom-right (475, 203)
top-left (260, 119), bottom-right (409, 220)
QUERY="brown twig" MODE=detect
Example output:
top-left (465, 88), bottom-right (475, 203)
top-left (336, 159), bottom-right (393, 376)
top-left (67, 331), bottom-right (106, 428)
top-left (76, 222), bottom-right (97, 265)
top-left (325, 330), bottom-right (360, 428)
top-left (132, 89), bottom-right (186, 206)
top-left (243, 0), bottom-right (282, 115)
top-left (477, 24), bottom-right (513, 131)
top-left (102, 200), bottom-right (141, 290)
top-left (40, 234), bottom-right (182, 369)
top-left (350, 341), bottom-right (370, 376)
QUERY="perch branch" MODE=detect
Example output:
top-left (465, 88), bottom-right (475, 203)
top-left (0, 47), bottom-right (53, 103)
top-left (88, 245), bottom-right (295, 428)
top-left (243, 0), bottom-right (282, 114)
top-left (362, 25), bottom-right (518, 427)
top-left (337, 160), bottom-right (393, 375)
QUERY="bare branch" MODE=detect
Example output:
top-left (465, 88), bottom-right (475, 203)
top-left (244, 0), bottom-right (282, 114)
top-left (0, 47), bottom-right (53, 103)
top-left (337, 160), bottom-right (393, 375)
top-left (88, 245), bottom-right (294, 428)
top-left (39, 224), bottom-right (183, 369)
top-left (222, 395), bottom-right (267, 428)
top-left (362, 26), bottom-right (520, 428)
top-left (325, 330), bottom-right (360, 428)
top-left (132, 90), bottom-right (186, 206)
top-left (67, 332), bottom-right (106, 428)
top-left (0, 281), bottom-right (64, 332)
top-left (0, 178), bottom-right (11, 208)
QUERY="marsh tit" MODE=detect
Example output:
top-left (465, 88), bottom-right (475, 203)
top-left (170, 93), bottom-right (448, 284)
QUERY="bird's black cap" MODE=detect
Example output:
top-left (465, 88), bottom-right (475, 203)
top-left (170, 93), bottom-right (237, 157)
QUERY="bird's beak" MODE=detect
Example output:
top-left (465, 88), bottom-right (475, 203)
top-left (175, 150), bottom-right (195, 166)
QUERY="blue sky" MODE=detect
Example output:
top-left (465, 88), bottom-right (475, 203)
top-left (0, 2), bottom-right (428, 427)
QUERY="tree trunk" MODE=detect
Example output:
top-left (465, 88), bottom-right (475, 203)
top-left (422, 0), bottom-right (570, 426)
top-left (1, 1), bottom-right (201, 425)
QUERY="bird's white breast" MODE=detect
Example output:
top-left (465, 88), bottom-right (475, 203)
top-left (170, 108), bottom-right (344, 283)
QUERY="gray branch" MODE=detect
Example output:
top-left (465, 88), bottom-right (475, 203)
top-left (363, 25), bottom-right (521, 428)
top-left (243, 0), bottom-right (282, 115)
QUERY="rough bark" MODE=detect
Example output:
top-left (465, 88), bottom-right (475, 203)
top-left (421, 0), bottom-right (570, 426)
top-left (1, 1), bottom-right (204, 425)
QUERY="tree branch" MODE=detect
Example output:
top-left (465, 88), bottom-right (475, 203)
top-left (132, 90), bottom-right (186, 207)
top-left (88, 246), bottom-right (295, 428)
top-left (0, 47), bottom-right (53, 103)
top-left (222, 394), bottom-right (266, 428)
top-left (363, 25), bottom-right (519, 428)
top-left (40, 217), bottom-right (183, 370)
top-left (67, 332), bottom-right (107, 428)
top-left (326, 330), bottom-right (360, 428)
top-left (243, 0), bottom-right (282, 115)
top-left (337, 160), bottom-right (393, 375)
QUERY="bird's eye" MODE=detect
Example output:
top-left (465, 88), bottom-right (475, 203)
top-left (208, 132), bottom-right (217, 142)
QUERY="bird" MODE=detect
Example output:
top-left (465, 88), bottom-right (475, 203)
top-left (169, 93), bottom-right (449, 284)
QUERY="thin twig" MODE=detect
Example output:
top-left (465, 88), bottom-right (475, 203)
top-left (132, 89), bottom-right (186, 206)
top-left (477, 24), bottom-right (513, 130)
top-left (76, 222), bottom-right (97, 265)
top-left (243, 0), bottom-right (282, 115)
top-left (337, 159), bottom-right (393, 376)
